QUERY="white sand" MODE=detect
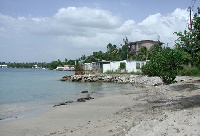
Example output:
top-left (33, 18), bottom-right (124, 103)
top-left (1, 77), bottom-right (200, 136)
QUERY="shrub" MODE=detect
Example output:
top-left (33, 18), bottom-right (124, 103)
top-left (142, 48), bottom-right (183, 84)
top-left (179, 65), bottom-right (199, 76)
top-left (120, 62), bottom-right (126, 69)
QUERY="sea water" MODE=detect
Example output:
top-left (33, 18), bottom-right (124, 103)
top-left (0, 68), bottom-right (127, 120)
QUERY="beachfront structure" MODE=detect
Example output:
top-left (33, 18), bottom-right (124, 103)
top-left (32, 65), bottom-right (38, 69)
top-left (82, 62), bottom-right (99, 71)
top-left (103, 60), bottom-right (146, 73)
top-left (56, 65), bottom-right (75, 71)
top-left (0, 65), bottom-right (7, 68)
top-left (128, 40), bottom-right (164, 54)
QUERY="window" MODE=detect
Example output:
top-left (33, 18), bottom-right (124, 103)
top-left (136, 63), bottom-right (140, 69)
top-left (138, 44), bottom-right (142, 50)
top-left (132, 45), bottom-right (136, 50)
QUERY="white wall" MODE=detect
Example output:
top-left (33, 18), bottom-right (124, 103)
top-left (83, 63), bottom-right (92, 71)
top-left (103, 60), bottom-right (146, 73)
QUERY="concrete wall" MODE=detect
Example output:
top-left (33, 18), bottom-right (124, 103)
top-left (82, 62), bottom-right (100, 71)
top-left (83, 63), bottom-right (93, 71)
top-left (103, 60), bottom-right (146, 73)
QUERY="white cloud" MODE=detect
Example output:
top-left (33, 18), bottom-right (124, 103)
top-left (118, 8), bottom-right (189, 46)
top-left (0, 7), bottom-right (189, 62)
top-left (53, 7), bottom-right (120, 29)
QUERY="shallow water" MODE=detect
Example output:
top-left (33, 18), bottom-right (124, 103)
top-left (0, 68), bottom-right (128, 120)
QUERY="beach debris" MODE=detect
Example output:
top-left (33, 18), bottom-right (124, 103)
top-left (77, 98), bottom-right (86, 102)
top-left (53, 100), bottom-right (73, 107)
top-left (81, 90), bottom-right (89, 93)
top-left (0, 116), bottom-right (13, 120)
top-left (77, 94), bottom-right (94, 102)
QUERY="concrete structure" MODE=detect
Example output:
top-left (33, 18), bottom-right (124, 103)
top-left (103, 60), bottom-right (146, 73)
top-left (32, 65), bottom-right (38, 69)
top-left (128, 40), bottom-right (164, 54)
top-left (82, 62), bottom-right (100, 71)
top-left (56, 65), bottom-right (75, 71)
top-left (0, 65), bottom-right (7, 68)
top-left (82, 63), bottom-right (93, 71)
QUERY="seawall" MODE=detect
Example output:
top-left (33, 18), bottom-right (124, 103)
top-left (60, 74), bottom-right (164, 86)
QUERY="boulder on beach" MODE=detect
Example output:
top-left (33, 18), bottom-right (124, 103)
top-left (53, 100), bottom-right (73, 107)
top-left (77, 95), bottom-right (94, 102)
top-left (81, 90), bottom-right (89, 93)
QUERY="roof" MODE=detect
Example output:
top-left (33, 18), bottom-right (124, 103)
top-left (128, 40), bottom-right (164, 46)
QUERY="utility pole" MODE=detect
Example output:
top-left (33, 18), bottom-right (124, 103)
top-left (189, 6), bottom-right (192, 29)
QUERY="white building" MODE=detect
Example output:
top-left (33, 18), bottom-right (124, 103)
top-left (82, 62), bottom-right (100, 71)
top-left (0, 65), bottom-right (7, 68)
top-left (56, 65), bottom-right (75, 71)
top-left (103, 60), bottom-right (146, 73)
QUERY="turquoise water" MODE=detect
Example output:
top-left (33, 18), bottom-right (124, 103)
top-left (0, 68), bottom-right (127, 120)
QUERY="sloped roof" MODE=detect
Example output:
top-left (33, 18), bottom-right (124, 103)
top-left (128, 40), bottom-right (164, 46)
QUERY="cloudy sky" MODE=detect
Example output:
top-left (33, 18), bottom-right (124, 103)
top-left (0, 0), bottom-right (199, 62)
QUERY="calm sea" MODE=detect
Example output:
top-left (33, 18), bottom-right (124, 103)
top-left (0, 68), bottom-right (127, 120)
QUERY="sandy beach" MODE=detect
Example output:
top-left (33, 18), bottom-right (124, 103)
top-left (1, 76), bottom-right (200, 136)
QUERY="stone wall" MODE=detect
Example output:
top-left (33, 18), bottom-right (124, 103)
top-left (60, 74), bottom-right (163, 86)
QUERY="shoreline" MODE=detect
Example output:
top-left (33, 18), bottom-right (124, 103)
top-left (0, 76), bottom-right (200, 135)
top-left (0, 82), bottom-right (129, 122)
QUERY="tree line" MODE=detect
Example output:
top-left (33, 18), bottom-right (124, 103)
top-left (2, 62), bottom-right (48, 68)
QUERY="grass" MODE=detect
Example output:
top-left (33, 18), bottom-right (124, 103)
top-left (178, 65), bottom-right (200, 77)
top-left (104, 70), bottom-right (142, 75)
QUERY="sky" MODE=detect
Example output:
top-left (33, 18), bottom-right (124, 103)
top-left (0, 0), bottom-right (199, 62)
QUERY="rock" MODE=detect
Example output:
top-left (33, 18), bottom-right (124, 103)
top-left (65, 101), bottom-right (73, 103)
top-left (60, 74), bottom-right (165, 86)
top-left (53, 100), bottom-right (73, 107)
top-left (60, 78), bottom-right (66, 81)
top-left (77, 95), bottom-right (94, 102)
top-left (81, 90), bottom-right (89, 93)
top-left (59, 102), bottom-right (66, 105)
top-left (77, 98), bottom-right (86, 102)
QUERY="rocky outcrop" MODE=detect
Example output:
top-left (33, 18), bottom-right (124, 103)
top-left (60, 74), bottom-right (164, 86)
top-left (81, 90), bottom-right (89, 93)
top-left (77, 94), bottom-right (94, 102)
top-left (53, 101), bottom-right (73, 107)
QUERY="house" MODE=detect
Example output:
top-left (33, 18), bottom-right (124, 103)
top-left (103, 60), bottom-right (146, 73)
top-left (64, 65), bottom-right (75, 71)
top-left (32, 65), bottom-right (38, 69)
top-left (0, 65), bottom-right (7, 68)
top-left (82, 62), bottom-right (101, 71)
top-left (56, 65), bottom-right (75, 71)
top-left (128, 40), bottom-right (164, 54)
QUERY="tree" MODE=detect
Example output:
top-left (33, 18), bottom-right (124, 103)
top-left (81, 55), bottom-right (86, 60)
top-left (119, 36), bottom-right (130, 60)
top-left (136, 46), bottom-right (148, 60)
top-left (57, 59), bottom-right (62, 65)
top-left (48, 61), bottom-right (60, 69)
top-left (142, 48), bottom-right (183, 84)
top-left (175, 12), bottom-right (200, 66)
top-left (148, 44), bottom-right (162, 59)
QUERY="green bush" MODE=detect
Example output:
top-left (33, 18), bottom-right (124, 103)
top-left (142, 48), bottom-right (183, 84)
top-left (179, 65), bottom-right (199, 76)
top-left (120, 62), bottom-right (126, 69)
